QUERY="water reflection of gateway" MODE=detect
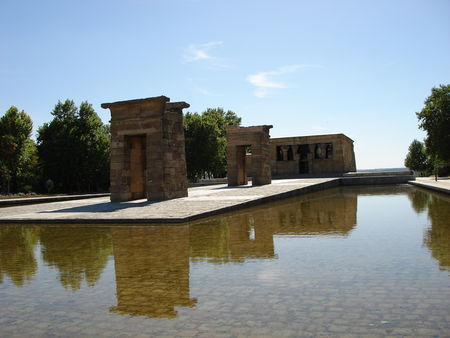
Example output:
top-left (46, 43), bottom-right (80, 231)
top-left (190, 187), bottom-right (357, 263)
top-left (110, 226), bottom-right (197, 318)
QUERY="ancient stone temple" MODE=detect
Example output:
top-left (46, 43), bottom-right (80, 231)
top-left (226, 125), bottom-right (272, 186)
top-left (245, 133), bottom-right (356, 177)
top-left (269, 133), bottom-right (356, 176)
top-left (102, 96), bottom-right (189, 202)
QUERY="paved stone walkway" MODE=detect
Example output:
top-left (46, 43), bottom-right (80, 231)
top-left (0, 178), bottom-right (339, 224)
top-left (0, 193), bottom-right (110, 206)
top-left (409, 177), bottom-right (450, 195)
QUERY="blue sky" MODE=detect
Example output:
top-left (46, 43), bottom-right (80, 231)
top-left (1, 0), bottom-right (449, 169)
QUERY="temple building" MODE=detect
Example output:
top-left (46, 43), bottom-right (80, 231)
top-left (270, 133), bottom-right (356, 176)
top-left (246, 133), bottom-right (356, 177)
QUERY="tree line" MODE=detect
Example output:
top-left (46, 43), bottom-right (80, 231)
top-left (404, 84), bottom-right (450, 178)
top-left (0, 101), bottom-right (240, 195)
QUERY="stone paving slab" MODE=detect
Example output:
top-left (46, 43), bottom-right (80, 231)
top-left (409, 177), bottom-right (450, 195)
top-left (0, 178), bottom-right (339, 224)
top-left (0, 193), bottom-right (110, 207)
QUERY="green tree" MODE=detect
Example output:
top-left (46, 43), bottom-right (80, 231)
top-left (184, 108), bottom-right (241, 181)
top-left (0, 107), bottom-right (36, 193)
top-left (416, 84), bottom-right (450, 164)
top-left (37, 100), bottom-right (110, 193)
top-left (404, 139), bottom-right (430, 174)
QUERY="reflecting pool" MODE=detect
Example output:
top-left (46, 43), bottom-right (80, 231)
top-left (0, 185), bottom-right (449, 336)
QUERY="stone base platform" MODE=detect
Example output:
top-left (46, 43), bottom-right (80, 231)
top-left (1, 178), bottom-right (339, 224)
top-left (0, 175), bottom-right (416, 224)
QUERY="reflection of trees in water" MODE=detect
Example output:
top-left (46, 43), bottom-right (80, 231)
top-left (189, 214), bottom-right (276, 263)
top-left (407, 189), bottom-right (431, 214)
top-left (423, 194), bottom-right (450, 271)
top-left (39, 227), bottom-right (112, 290)
top-left (0, 226), bottom-right (39, 286)
top-left (189, 218), bottom-right (231, 263)
top-left (408, 188), bottom-right (450, 271)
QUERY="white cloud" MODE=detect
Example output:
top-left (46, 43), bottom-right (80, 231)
top-left (247, 73), bottom-right (286, 89)
top-left (246, 64), bottom-right (321, 98)
top-left (183, 41), bottom-right (224, 63)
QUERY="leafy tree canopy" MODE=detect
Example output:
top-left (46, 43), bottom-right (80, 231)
top-left (416, 84), bottom-right (450, 162)
top-left (404, 139), bottom-right (430, 174)
top-left (0, 107), bottom-right (36, 193)
top-left (37, 100), bottom-right (110, 193)
top-left (184, 108), bottom-right (241, 181)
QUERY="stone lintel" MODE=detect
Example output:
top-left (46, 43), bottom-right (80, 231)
top-left (166, 102), bottom-right (190, 111)
top-left (101, 96), bottom-right (170, 109)
top-left (226, 125), bottom-right (273, 135)
top-left (271, 133), bottom-right (354, 144)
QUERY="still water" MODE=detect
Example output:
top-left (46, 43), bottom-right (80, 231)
top-left (0, 185), bottom-right (449, 337)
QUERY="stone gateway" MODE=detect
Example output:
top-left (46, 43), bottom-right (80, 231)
top-left (102, 96), bottom-right (189, 202)
top-left (226, 125), bottom-right (273, 186)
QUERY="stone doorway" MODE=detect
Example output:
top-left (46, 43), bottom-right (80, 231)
top-left (235, 145), bottom-right (248, 185)
top-left (298, 144), bottom-right (310, 174)
top-left (128, 135), bottom-right (146, 200)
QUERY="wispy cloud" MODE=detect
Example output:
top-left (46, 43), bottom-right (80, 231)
top-left (246, 64), bottom-right (321, 98)
top-left (183, 41), bottom-right (222, 62)
top-left (183, 41), bottom-right (229, 68)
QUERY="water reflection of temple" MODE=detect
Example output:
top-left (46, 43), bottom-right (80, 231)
top-left (110, 226), bottom-right (197, 318)
top-left (3, 186), bottom-right (448, 321)
top-left (109, 189), bottom-right (357, 318)
top-left (190, 187), bottom-right (357, 263)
